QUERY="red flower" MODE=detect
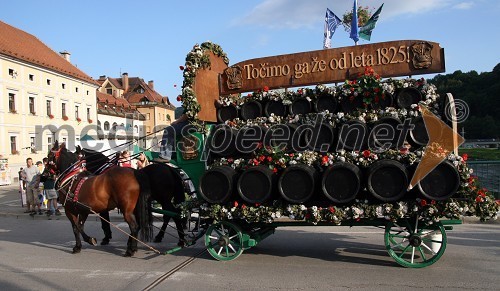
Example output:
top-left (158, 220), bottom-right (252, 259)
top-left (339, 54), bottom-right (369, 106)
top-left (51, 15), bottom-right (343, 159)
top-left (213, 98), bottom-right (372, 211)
top-left (176, 95), bottom-right (182, 102)
top-left (272, 167), bottom-right (278, 173)
top-left (420, 199), bottom-right (427, 206)
top-left (328, 206), bottom-right (335, 213)
top-left (321, 156), bottom-right (329, 165)
top-left (462, 153), bottom-right (468, 161)
top-left (179, 65), bottom-right (185, 71)
top-left (255, 203), bottom-right (260, 207)
top-left (263, 86), bottom-right (269, 92)
top-left (289, 153), bottom-right (294, 157)
top-left (266, 156), bottom-right (272, 162)
top-left (475, 196), bottom-right (483, 203)
top-left (362, 150), bottom-right (371, 158)
top-left (431, 200), bottom-right (436, 205)
top-left (258, 155), bottom-right (265, 162)
top-left (242, 204), bottom-right (246, 209)
top-left (233, 201), bottom-right (238, 208)
top-left (227, 158), bottom-right (234, 163)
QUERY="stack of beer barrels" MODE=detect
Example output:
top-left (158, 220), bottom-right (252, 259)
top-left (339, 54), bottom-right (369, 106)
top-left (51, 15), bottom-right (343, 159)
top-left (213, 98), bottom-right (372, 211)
top-left (201, 85), bottom-right (460, 205)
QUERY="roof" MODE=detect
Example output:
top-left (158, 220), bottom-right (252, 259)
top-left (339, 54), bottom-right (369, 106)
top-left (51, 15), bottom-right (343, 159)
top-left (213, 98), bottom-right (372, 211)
top-left (105, 76), bottom-right (175, 110)
top-left (0, 20), bottom-right (97, 85)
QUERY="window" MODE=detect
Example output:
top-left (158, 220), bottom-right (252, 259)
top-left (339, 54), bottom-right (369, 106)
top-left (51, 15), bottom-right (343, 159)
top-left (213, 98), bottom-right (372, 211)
top-left (29, 74), bottom-right (34, 81)
top-left (62, 83), bottom-right (66, 89)
top-left (30, 137), bottom-right (36, 153)
top-left (86, 90), bottom-right (89, 95)
top-left (112, 122), bottom-right (117, 130)
top-left (8, 93), bottom-right (16, 112)
top-left (8, 68), bottom-right (14, 76)
top-left (87, 108), bottom-right (91, 120)
top-left (106, 88), bottom-right (113, 95)
top-left (75, 105), bottom-right (79, 119)
top-left (10, 136), bottom-right (17, 154)
top-left (47, 79), bottom-right (51, 85)
top-left (62, 103), bottom-right (66, 117)
top-left (47, 137), bottom-right (52, 152)
top-left (46, 100), bottom-right (52, 116)
top-left (29, 97), bottom-right (35, 114)
top-left (103, 121), bottom-right (110, 130)
top-left (75, 87), bottom-right (79, 93)
top-left (136, 87), bottom-right (144, 93)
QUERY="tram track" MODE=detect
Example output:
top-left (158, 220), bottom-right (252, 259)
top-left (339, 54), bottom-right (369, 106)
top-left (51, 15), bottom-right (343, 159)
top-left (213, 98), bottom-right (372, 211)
top-left (142, 248), bottom-right (207, 291)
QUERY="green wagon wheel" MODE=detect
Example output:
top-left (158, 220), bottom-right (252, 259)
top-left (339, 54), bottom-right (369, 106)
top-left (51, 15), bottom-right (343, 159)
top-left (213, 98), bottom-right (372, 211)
top-left (384, 217), bottom-right (447, 268)
top-left (205, 221), bottom-right (244, 261)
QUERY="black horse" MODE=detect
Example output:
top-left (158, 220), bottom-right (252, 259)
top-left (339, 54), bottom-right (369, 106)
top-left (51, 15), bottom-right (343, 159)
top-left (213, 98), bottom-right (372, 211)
top-left (76, 147), bottom-right (186, 246)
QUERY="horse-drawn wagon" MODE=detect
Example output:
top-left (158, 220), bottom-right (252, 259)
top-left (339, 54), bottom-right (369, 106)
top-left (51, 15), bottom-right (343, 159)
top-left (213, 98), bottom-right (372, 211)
top-left (145, 40), bottom-right (498, 268)
top-left (48, 40), bottom-right (498, 268)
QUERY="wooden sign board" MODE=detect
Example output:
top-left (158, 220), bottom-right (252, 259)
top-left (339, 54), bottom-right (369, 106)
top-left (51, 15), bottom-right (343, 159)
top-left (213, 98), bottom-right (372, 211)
top-left (219, 40), bottom-right (445, 95)
top-left (193, 51), bottom-right (228, 122)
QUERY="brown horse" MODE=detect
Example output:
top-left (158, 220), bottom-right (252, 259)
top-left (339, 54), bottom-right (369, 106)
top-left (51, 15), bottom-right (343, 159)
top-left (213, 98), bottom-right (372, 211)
top-left (48, 142), bottom-right (153, 256)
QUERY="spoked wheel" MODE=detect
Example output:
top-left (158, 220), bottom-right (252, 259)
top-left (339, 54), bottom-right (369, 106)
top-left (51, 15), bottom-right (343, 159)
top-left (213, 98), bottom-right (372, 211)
top-left (205, 221), bottom-right (244, 261)
top-left (384, 217), bottom-right (447, 268)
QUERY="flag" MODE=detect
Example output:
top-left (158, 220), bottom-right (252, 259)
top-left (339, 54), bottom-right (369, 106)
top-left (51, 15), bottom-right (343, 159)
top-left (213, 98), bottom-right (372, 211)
top-left (350, 0), bottom-right (359, 43)
top-left (323, 8), bottom-right (342, 49)
top-left (359, 4), bottom-right (384, 41)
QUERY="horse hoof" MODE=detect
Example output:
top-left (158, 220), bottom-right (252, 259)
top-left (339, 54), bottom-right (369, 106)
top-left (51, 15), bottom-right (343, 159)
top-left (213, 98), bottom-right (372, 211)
top-left (90, 237), bottom-right (97, 246)
top-left (177, 240), bottom-right (187, 247)
top-left (72, 247), bottom-right (81, 254)
top-left (100, 238), bottom-right (110, 245)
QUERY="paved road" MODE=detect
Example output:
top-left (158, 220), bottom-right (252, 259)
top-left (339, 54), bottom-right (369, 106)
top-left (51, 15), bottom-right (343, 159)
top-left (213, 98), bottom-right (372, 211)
top-left (1, 184), bottom-right (499, 290)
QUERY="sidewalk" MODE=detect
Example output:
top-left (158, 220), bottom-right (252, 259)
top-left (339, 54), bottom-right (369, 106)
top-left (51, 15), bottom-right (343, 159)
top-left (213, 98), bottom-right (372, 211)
top-left (0, 184), bottom-right (124, 222)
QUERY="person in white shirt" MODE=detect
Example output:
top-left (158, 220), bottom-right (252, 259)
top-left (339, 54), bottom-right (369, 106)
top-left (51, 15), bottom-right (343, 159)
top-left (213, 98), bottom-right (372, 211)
top-left (22, 157), bottom-right (42, 215)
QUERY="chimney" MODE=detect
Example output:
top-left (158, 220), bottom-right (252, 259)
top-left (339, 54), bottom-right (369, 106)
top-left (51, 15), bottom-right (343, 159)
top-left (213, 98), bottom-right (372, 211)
top-left (148, 80), bottom-right (154, 90)
top-left (98, 75), bottom-right (106, 81)
top-left (122, 73), bottom-right (129, 92)
top-left (59, 51), bottom-right (71, 62)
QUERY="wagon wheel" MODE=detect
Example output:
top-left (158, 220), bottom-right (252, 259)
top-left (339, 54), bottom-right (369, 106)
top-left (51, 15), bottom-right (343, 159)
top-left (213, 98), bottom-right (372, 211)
top-left (205, 221), bottom-right (244, 261)
top-left (384, 217), bottom-right (447, 268)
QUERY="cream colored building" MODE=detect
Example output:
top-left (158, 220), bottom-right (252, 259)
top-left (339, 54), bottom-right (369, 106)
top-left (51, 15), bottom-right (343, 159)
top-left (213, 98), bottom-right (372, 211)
top-left (0, 21), bottom-right (99, 177)
top-left (97, 74), bottom-right (175, 151)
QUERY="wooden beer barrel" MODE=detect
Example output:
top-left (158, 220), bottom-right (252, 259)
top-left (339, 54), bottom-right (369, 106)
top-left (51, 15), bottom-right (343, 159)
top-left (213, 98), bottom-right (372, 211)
top-left (199, 166), bottom-right (237, 204)
top-left (264, 100), bottom-right (288, 117)
top-left (337, 120), bottom-right (368, 151)
top-left (340, 94), bottom-right (364, 113)
top-left (395, 87), bottom-right (422, 109)
top-left (321, 162), bottom-right (361, 203)
top-left (240, 100), bottom-right (262, 120)
top-left (417, 160), bottom-right (460, 201)
top-left (207, 125), bottom-right (237, 157)
top-left (264, 123), bottom-right (292, 152)
top-left (314, 94), bottom-right (338, 113)
top-left (367, 160), bottom-right (409, 202)
top-left (408, 116), bottom-right (429, 147)
top-left (237, 165), bottom-right (275, 204)
top-left (289, 97), bottom-right (312, 115)
top-left (216, 105), bottom-right (238, 123)
top-left (278, 164), bottom-right (316, 203)
top-left (304, 122), bottom-right (335, 152)
top-left (370, 92), bottom-right (393, 110)
top-left (369, 116), bottom-right (403, 150)
top-left (235, 125), bottom-right (266, 154)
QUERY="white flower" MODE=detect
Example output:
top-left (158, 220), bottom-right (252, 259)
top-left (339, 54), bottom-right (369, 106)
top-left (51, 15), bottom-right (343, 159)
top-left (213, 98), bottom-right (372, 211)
top-left (300, 205), bottom-right (307, 211)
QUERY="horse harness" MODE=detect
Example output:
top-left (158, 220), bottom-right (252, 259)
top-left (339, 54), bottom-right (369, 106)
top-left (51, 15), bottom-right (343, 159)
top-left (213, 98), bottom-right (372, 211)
top-left (55, 160), bottom-right (92, 206)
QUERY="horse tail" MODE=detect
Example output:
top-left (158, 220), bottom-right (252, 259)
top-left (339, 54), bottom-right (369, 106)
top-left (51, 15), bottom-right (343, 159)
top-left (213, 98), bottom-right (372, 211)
top-left (172, 168), bottom-right (186, 205)
top-left (133, 169), bottom-right (153, 242)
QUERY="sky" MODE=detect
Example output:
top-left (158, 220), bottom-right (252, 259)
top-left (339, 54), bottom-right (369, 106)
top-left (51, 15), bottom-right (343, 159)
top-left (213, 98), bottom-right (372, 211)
top-left (1, 0), bottom-right (498, 107)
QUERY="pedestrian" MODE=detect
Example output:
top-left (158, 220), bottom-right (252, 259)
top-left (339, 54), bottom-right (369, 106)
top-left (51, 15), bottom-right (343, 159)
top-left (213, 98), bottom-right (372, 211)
top-left (40, 158), bottom-right (60, 219)
top-left (119, 150), bottom-right (132, 168)
top-left (136, 152), bottom-right (149, 169)
top-left (22, 158), bottom-right (42, 215)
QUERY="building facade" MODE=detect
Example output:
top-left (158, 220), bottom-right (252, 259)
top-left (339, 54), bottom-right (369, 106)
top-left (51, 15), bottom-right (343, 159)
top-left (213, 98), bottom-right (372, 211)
top-left (97, 74), bottom-right (175, 151)
top-left (0, 21), bottom-right (99, 176)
